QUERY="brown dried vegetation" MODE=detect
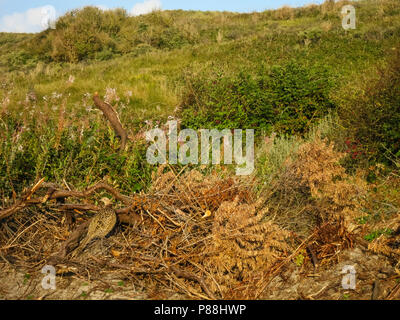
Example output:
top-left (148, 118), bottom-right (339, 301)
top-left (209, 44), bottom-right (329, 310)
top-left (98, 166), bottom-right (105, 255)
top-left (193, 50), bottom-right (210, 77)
top-left (1, 135), bottom-right (399, 300)
top-left (269, 136), bottom-right (367, 235)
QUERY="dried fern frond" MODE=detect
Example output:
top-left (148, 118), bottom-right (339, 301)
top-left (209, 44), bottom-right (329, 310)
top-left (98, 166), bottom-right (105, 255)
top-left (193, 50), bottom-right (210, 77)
top-left (204, 197), bottom-right (292, 297)
top-left (274, 136), bottom-right (366, 229)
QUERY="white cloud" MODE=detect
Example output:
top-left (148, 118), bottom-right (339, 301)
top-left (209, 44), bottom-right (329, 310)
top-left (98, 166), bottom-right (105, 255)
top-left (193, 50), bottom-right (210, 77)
top-left (96, 5), bottom-right (109, 11)
top-left (0, 5), bottom-right (57, 33)
top-left (130, 0), bottom-right (162, 16)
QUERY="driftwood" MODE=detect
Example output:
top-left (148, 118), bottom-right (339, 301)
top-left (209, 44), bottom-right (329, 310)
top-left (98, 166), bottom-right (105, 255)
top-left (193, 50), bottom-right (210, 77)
top-left (93, 92), bottom-right (128, 151)
top-left (0, 180), bottom-right (141, 226)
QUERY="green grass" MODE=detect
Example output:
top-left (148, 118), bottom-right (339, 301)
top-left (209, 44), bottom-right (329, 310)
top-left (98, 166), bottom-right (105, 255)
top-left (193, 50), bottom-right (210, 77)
top-left (117, 281), bottom-right (125, 287)
top-left (364, 228), bottom-right (394, 242)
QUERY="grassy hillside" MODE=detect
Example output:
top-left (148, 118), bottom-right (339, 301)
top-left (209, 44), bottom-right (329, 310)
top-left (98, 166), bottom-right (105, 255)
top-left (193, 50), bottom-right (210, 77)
top-left (0, 0), bottom-right (400, 193)
top-left (1, 0), bottom-right (399, 195)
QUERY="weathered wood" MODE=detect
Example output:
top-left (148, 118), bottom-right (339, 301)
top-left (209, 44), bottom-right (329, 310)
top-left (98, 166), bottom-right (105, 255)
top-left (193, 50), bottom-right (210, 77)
top-left (93, 92), bottom-right (128, 151)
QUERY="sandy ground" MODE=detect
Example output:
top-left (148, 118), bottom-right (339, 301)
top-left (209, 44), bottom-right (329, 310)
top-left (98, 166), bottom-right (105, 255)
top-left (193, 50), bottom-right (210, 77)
top-left (0, 265), bottom-right (147, 300)
top-left (264, 245), bottom-right (399, 300)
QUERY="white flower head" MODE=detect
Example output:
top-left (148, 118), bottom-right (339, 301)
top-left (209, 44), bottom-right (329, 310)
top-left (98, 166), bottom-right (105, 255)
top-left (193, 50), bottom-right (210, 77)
top-left (67, 75), bottom-right (75, 84)
top-left (104, 87), bottom-right (120, 104)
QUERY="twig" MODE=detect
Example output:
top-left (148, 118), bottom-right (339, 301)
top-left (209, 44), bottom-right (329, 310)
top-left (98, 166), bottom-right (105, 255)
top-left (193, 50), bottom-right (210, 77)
top-left (0, 218), bottom-right (44, 250)
top-left (146, 209), bottom-right (166, 231)
top-left (0, 178), bottom-right (45, 220)
top-left (169, 266), bottom-right (216, 300)
top-left (306, 244), bottom-right (319, 270)
top-left (48, 221), bottom-right (90, 260)
top-left (26, 178), bottom-right (45, 200)
top-left (157, 208), bottom-right (183, 227)
top-left (387, 281), bottom-right (400, 300)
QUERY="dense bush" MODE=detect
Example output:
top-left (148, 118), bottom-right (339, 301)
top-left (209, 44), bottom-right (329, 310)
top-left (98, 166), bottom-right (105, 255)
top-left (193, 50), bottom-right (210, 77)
top-left (265, 62), bottom-right (336, 135)
top-left (339, 48), bottom-right (400, 163)
top-left (180, 62), bottom-right (337, 135)
top-left (31, 7), bottom-right (127, 62)
top-left (8, 0), bottom-right (397, 66)
top-left (180, 69), bottom-right (275, 133)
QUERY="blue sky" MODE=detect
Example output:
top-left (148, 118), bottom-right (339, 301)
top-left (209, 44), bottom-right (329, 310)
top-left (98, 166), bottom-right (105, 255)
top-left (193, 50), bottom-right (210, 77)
top-left (0, 0), bottom-right (326, 32)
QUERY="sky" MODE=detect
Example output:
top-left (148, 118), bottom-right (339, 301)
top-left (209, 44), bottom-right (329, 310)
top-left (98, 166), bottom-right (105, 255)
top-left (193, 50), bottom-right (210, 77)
top-left (0, 0), bottom-right (327, 33)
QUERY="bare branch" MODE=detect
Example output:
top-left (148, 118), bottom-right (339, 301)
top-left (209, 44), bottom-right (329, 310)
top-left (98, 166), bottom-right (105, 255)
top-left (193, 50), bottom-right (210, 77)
top-left (93, 92), bottom-right (128, 151)
top-left (0, 181), bottom-right (138, 221)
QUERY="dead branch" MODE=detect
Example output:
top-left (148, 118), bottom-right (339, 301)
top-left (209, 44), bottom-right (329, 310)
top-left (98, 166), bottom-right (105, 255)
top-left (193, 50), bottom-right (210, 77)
top-left (0, 201), bottom-right (29, 221)
top-left (56, 204), bottom-right (99, 211)
top-left (306, 244), bottom-right (319, 269)
top-left (54, 204), bottom-right (142, 225)
top-left (117, 212), bottom-right (143, 226)
top-left (387, 281), bottom-right (400, 300)
top-left (93, 92), bottom-right (128, 151)
top-left (49, 181), bottom-right (134, 205)
top-left (0, 178), bottom-right (45, 220)
top-left (169, 266), bottom-right (216, 300)
top-left (53, 221), bottom-right (90, 259)
top-left (0, 181), bottom-right (139, 223)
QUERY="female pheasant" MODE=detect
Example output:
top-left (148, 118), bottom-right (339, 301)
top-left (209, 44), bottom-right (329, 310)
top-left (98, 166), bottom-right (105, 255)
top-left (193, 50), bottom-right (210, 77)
top-left (72, 198), bottom-right (117, 257)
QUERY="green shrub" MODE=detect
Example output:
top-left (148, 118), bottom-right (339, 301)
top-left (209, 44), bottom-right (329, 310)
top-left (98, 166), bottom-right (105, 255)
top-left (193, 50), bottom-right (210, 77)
top-left (0, 113), bottom-right (153, 197)
top-left (298, 28), bottom-right (323, 46)
top-left (25, 7), bottom-right (197, 63)
top-left (180, 62), bottom-right (337, 136)
top-left (339, 48), bottom-right (400, 163)
top-left (180, 69), bottom-right (274, 133)
top-left (156, 28), bottom-right (188, 49)
top-left (264, 62), bottom-right (337, 135)
top-left (95, 48), bottom-right (115, 61)
top-left (28, 7), bottom-right (127, 62)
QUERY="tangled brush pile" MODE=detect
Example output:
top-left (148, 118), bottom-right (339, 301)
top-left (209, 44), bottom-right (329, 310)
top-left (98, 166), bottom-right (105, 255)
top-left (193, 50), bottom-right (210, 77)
top-left (0, 135), bottom-right (372, 299)
top-left (150, 165), bottom-right (253, 213)
top-left (145, 167), bottom-right (293, 298)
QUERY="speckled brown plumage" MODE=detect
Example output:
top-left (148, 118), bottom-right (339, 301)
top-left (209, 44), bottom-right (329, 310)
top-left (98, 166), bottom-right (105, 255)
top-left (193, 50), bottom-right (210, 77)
top-left (72, 202), bottom-right (117, 257)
